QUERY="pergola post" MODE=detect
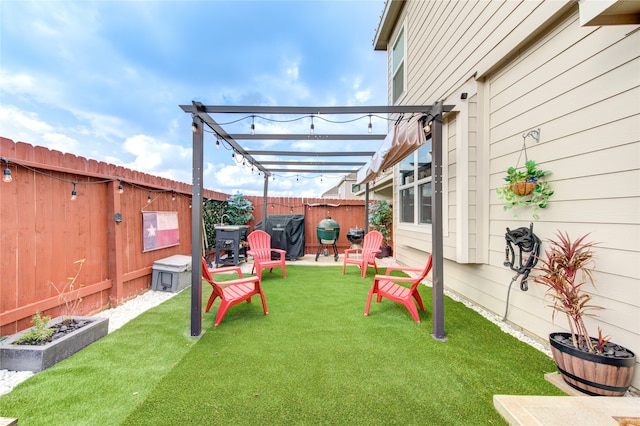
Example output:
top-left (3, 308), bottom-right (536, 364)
top-left (190, 113), bottom-right (204, 337)
top-left (430, 101), bottom-right (446, 340)
top-left (262, 174), bottom-right (269, 229)
top-left (365, 182), bottom-right (370, 232)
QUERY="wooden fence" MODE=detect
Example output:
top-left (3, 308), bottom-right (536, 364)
top-left (0, 138), bottom-right (378, 335)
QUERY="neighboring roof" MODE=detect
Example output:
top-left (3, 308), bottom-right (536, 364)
top-left (373, 0), bottom-right (405, 51)
top-left (321, 172), bottom-right (358, 198)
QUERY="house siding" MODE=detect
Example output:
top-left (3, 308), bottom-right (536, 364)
top-left (383, 0), bottom-right (640, 390)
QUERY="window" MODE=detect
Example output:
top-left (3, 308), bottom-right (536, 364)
top-left (392, 27), bottom-right (405, 104)
top-left (399, 137), bottom-right (432, 224)
top-left (351, 183), bottom-right (361, 193)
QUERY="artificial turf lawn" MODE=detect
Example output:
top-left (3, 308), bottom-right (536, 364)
top-left (0, 265), bottom-right (564, 425)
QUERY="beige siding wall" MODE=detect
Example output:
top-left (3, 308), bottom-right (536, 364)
top-left (387, 0), bottom-right (640, 389)
top-left (482, 9), bottom-right (639, 385)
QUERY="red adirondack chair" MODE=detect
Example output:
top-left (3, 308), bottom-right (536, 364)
top-left (247, 230), bottom-right (287, 281)
top-left (364, 254), bottom-right (433, 323)
top-left (342, 230), bottom-right (383, 278)
top-left (201, 258), bottom-right (268, 326)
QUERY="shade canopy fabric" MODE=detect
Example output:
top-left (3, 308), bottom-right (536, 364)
top-left (356, 120), bottom-right (424, 184)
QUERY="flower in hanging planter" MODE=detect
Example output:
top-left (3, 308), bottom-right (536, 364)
top-left (496, 160), bottom-right (554, 219)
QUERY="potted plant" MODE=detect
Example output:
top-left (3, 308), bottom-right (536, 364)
top-left (0, 259), bottom-right (109, 372)
top-left (368, 200), bottom-right (392, 258)
top-left (496, 160), bottom-right (554, 219)
top-left (225, 192), bottom-right (254, 226)
top-left (533, 232), bottom-right (635, 396)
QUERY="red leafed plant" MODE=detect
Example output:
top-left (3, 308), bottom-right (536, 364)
top-left (533, 232), bottom-right (603, 352)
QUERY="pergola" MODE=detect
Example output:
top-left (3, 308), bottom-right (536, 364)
top-left (181, 101), bottom-right (454, 338)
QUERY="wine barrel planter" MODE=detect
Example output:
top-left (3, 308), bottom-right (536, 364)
top-left (549, 332), bottom-right (636, 397)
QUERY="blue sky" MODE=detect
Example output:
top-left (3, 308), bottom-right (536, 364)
top-left (0, 0), bottom-right (388, 197)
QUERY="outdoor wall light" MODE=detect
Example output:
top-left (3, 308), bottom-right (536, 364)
top-left (460, 92), bottom-right (468, 100)
top-left (2, 158), bottom-right (12, 183)
top-left (71, 182), bottom-right (77, 201)
top-left (114, 213), bottom-right (122, 224)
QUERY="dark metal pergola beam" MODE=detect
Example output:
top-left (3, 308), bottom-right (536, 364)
top-left (181, 105), bottom-right (438, 115)
top-left (260, 161), bottom-right (365, 166)
top-left (229, 134), bottom-right (386, 141)
top-left (185, 102), bottom-right (271, 177)
top-left (247, 151), bottom-right (375, 157)
top-left (266, 168), bottom-right (359, 174)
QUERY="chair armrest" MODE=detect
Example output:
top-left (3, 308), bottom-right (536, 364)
top-left (208, 266), bottom-right (243, 278)
top-left (218, 276), bottom-right (260, 286)
top-left (383, 266), bottom-right (423, 275)
top-left (363, 248), bottom-right (381, 257)
top-left (271, 249), bottom-right (287, 256)
top-left (374, 274), bottom-right (416, 283)
top-left (344, 248), bottom-right (363, 255)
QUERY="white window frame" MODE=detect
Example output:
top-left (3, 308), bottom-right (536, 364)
top-left (391, 24), bottom-right (406, 104)
top-left (398, 138), bottom-right (433, 225)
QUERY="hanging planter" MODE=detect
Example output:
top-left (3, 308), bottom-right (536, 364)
top-left (496, 130), bottom-right (554, 219)
top-left (509, 181), bottom-right (536, 196)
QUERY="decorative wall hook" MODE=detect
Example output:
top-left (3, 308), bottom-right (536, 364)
top-left (522, 128), bottom-right (540, 143)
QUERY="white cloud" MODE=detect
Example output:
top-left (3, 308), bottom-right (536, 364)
top-left (121, 134), bottom-right (192, 184)
top-left (0, 105), bottom-right (81, 153)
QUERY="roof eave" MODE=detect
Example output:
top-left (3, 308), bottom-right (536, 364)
top-left (373, 0), bottom-right (405, 51)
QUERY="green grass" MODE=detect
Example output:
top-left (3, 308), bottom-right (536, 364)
top-left (0, 266), bottom-right (564, 425)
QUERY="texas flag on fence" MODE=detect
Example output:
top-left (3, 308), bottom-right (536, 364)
top-left (142, 211), bottom-right (180, 252)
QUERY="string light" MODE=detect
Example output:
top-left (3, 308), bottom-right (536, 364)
top-left (216, 136), bottom-right (220, 149)
top-left (2, 158), bottom-right (12, 183)
top-left (192, 121), bottom-right (198, 134)
top-left (0, 158), bottom-right (185, 206)
top-left (310, 116), bottom-right (315, 134)
top-left (250, 115), bottom-right (255, 135)
top-left (368, 114), bottom-right (372, 133)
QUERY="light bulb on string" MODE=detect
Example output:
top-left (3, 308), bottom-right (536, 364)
top-left (250, 115), bottom-right (255, 135)
top-left (310, 116), bottom-right (314, 134)
top-left (118, 179), bottom-right (124, 194)
top-left (2, 159), bottom-right (12, 183)
top-left (147, 191), bottom-right (152, 204)
top-left (71, 182), bottom-right (77, 201)
top-left (171, 191), bottom-right (176, 201)
top-left (368, 114), bottom-right (372, 133)
top-left (216, 136), bottom-right (220, 149)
